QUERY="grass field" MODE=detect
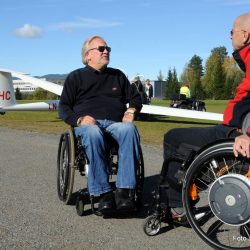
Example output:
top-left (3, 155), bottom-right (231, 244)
top-left (0, 99), bottom-right (227, 146)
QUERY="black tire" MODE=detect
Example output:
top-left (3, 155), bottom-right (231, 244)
top-left (200, 106), bottom-right (206, 112)
top-left (143, 215), bottom-right (161, 236)
top-left (182, 140), bottom-right (250, 250)
top-left (134, 146), bottom-right (144, 211)
top-left (179, 104), bottom-right (189, 109)
top-left (57, 128), bottom-right (75, 205)
top-left (76, 196), bottom-right (85, 216)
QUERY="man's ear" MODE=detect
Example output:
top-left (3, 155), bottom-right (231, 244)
top-left (243, 31), bottom-right (250, 44)
top-left (85, 51), bottom-right (91, 62)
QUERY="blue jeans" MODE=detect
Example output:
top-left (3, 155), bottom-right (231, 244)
top-left (74, 120), bottom-right (140, 196)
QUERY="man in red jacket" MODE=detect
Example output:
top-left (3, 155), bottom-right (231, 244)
top-left (163, 12), bottom-right (250, 223)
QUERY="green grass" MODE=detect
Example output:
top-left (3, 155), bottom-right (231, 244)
top-left (0, 99), bottom-right (227, 145)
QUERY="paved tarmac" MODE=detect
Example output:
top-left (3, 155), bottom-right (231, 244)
top-left (0, 127), bottom-right (212, 250)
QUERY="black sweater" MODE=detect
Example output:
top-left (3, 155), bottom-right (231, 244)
top-left (59, 65), bottom-right (142, 126)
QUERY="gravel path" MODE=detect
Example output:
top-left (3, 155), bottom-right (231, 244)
top-left (0, 127), bottom-right (212, 250)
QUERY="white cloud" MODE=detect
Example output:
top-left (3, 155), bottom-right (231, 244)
top-left (55, 17), bottom-right (121, 33)
top-left (14, 24), bottom-right (42, 38)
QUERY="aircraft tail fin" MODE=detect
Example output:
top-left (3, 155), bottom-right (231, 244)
top-left (0, 71), bottom-right (16, 109)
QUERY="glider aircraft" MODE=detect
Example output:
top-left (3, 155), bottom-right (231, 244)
top-left (0, 68), bottom-right (223, 122)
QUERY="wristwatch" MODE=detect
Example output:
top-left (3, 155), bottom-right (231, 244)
top-left (124, 110), bottom-right (135, 116)
top-left (77, 117), bottom-right (82, 127)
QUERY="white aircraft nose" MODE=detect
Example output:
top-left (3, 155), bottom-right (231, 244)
top-left (0, 72), bottom-right (16, 107)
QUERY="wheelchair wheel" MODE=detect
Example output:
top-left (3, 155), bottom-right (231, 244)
top-left (57, 128), bottom-right (75, 205)
top-left (182, 140), bottom-right (250, 250)
top-left (143, 215), bottom-right (161, 236)
top-left (76, 196), bottom-right (85, 216)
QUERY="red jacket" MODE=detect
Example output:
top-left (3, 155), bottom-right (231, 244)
top-left (223, 43), bottom-right (250, 129)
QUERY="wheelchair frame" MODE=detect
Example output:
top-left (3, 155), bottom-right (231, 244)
top-left (143, 139), bottom-right (250, 250)
top-left (57, 127), bottom-right (144, 216)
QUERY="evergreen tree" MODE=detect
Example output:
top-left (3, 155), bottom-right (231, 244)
top-left (165, 68), bottom-right (179, 99)
top-left (180, 55), bottom-right (204, 99)
top-left (213, 56), bottom-right (225, 100)
top-left (172, 68), bottom-right (180, 96)
top-left (188, 55), bottom-right (203, 98)
top-left (211, 46), bottom-right (228, 62)
top-left (202, 49), bottom-right (226, 99)
top-left (15, 87), bottom-right (22, 100)
top-left (164, 69), bottom-right (172, 99)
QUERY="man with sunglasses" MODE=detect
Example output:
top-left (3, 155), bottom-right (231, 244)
top-left (162, 12), bottom-right (250, 224)
top-left (59, 35), bottom-right (142, 214)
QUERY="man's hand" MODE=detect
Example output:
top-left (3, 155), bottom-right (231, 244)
top-left (233, 134), bottom-right (250, 158)
top-left (122, 108), bottom-right (136, 123)
top-left (122, 112), bottom-right (134, 123)
top-left (78, 115), bottom-right (96, 125)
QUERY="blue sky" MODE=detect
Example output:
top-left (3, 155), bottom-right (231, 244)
top-left (1, 0), bottom-right (250, 81)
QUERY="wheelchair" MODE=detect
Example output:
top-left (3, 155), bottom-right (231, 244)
top-left (143, 139), bottom-right (250, 250)
top-left (56, 127), bottom-right (144, 216)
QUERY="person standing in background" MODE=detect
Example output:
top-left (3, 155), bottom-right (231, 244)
top-left (144, 79), bottom-right (153, 104)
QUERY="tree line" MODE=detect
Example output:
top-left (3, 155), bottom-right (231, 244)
top-left (15, 87), bottom-right (58, 100)
top-left (157, 46), bottom-right (244, 100)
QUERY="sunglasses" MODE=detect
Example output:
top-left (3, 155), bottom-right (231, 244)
top-left (230, 29), bottom-right (247, 36)
top-left (88, 46), bottom-right (111, 53)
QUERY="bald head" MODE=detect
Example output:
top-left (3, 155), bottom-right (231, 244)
top-left (236, 13), bottom-right (250, 32)
top-left (231, 13), bottom-right (250, 50)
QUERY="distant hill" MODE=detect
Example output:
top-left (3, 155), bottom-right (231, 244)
top-left (38, 74), bottom-right (68, 80)
top-left (12, 73), bottom-right (68, 86)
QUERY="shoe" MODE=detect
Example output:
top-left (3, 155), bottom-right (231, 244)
top-left (98, 192), bottom-right (115, 214)
top-left (115, 188), bottom-right (135, 212)
top-left (171, 207), bottom-right (189, 226)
